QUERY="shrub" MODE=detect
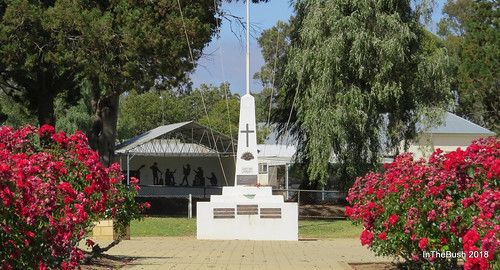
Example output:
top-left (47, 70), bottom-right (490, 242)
top-left (346, 138), bottom-right (500, 269)
top-left (0, 125), bottom-right (147, 269)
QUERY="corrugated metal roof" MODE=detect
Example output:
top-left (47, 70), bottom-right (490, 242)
top-left (115, 121), bottom-right (237, 156)
top-left (426, 112), bottom-right (495, 135)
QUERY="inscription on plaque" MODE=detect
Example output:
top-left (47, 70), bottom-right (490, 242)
top-left (213, 208), bottom-right (235, 219)
top-left (241, 167), bottom-right (254, 174)
top-left (237, 175), bottom-right (258, 185)
top-left (237, 205), bottom-right (258, 215)
top-left (260, 208), bottom-right (282, 219)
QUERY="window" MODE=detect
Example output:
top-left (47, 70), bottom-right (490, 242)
top-left (259, 163), bottom-right (268, 174)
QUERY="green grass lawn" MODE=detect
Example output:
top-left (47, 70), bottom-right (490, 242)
top-left (131, 217), bottom-right (197, 237)
top-left (130, 217), bottom-right (362, 239)
top-left (298, 220), bottom-right (363, 238)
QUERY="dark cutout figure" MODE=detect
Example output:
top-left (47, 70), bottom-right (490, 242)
top-left (122, 164), bottom-right (145, 185)
top-left (150, 162), bottom-right (161, 185)
top-left (165, 168), bottom-right (177, 186)
top-left (207, 172), bottom-right (217, 186)
top-left (181, 164), bottom-right (191, 186)
top-left (193, 166), bottom-right (205, 186)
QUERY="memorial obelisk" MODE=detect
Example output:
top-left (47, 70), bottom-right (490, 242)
top-left (196, 1), bottom-right (298, 240)
top-left (234, 88), bottom-right (258, 184)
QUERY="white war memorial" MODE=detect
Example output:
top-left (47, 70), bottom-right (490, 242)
top-left (196, 1), bottom-right (298, 241)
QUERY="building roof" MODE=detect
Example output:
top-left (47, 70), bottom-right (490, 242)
top-left (257, 144), bottom-right (296, 166)
top-left (115, 121), bottom-right (237, 157)
top-left (425, 112), bottom-right (495, 135)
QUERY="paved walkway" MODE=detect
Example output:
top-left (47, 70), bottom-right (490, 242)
top-left (82, 236), bottom-right (393, 269)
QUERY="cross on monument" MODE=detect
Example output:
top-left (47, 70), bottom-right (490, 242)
top-left (240, 123), bottom-right (255, 147)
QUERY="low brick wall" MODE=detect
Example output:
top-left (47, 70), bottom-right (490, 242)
top-left (92, 220), bottom-right (130, 240)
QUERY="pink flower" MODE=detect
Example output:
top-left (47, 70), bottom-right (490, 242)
top-left (419, 238), bottom-right (428, 249)
top-left (388, 214), bottom-right (398, 225)
top-left (360, 230), bottom-right (374, 246)
top-left (461, 197), bottom-right (475, 208)
top-left (84, 186), bottom-right (94, 195)
top-left (427, 209), bottom-right (436, 221)
top-left (376, 189), bottom-right (384, 199)
top-left (440, 237), bottom-right (447, 244)
top-left (378, 232), bottom-right (387, 241)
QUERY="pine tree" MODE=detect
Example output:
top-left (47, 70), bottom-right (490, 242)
top-left (457, 0), bottom-right (499, 135)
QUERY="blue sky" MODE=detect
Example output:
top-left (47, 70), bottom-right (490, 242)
top-left (191, 0), bottom-right (446, 96)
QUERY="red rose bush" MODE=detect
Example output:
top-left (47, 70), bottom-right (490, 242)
top-left (0, 125), bottom-right (147, 269)
top-left (346, 138), bottom-right (499, 269)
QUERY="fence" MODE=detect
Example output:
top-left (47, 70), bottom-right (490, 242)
top-left (137, 189), bottom-right (348, 219)
top-left (275, 189), bottom-right (348, 219)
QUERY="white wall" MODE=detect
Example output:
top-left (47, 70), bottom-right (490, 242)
top-left (119, 155), bottom-right (236, 186)
top-left (408, 134), bottom-right (488, 159)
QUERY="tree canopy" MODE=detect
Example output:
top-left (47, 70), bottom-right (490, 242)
top-left (437, 0), bottom-right (474, 38)
top-left (117, 83), bottom-right (239, 141)
top-left (0, 0), bottom-right (269, 166)
top-left (117, 83), bottom-right (270, 144)
top-left (457, 0), bottom-right (499, 135)
top-left (273, 0), bottom-right (451, 189)
top-left (436, 0), bottom-right (499, 135)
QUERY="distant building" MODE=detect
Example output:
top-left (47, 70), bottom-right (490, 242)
top-left (404, 112), bottom-right (495, 159)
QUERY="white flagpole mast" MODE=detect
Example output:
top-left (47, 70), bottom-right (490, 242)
top-left (246, 0), bottom-right (250, 95)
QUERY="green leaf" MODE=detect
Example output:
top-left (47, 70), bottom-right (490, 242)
top-left (467, 166), bottom-right (475, 178)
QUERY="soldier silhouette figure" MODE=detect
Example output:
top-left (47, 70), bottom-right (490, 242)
top-left (165, 168), bottom-right (177, 186)
top-left (193, 166), bottom-right (205, 186)
top-left (181, 164), bottom-right (191, 186)
top-left (207, 172), bottom-right (218, 186)
top-left (150, 162), bottom-right (161, 185)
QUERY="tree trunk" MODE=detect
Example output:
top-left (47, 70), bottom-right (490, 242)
top-left (36, 71), bottom-right (57, 127)
top-left (88, 78), bottom-right (120, 167)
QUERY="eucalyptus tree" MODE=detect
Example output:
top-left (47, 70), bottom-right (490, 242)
top-left (437, 0), bottom-right (474, 38)
top-left (117, 83), bottom-right (240, 141)
top-left (436, 0), bottom-right (473, 113)
top-left (274, 0), bottom-right (451, 189)
top-left (254, 20), bottom-right (291, 90)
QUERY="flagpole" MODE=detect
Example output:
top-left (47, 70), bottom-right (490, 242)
top-left (246, 0), bottom-right (250, 96)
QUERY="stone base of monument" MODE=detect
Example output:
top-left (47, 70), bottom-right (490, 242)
top-left (197, 186), bottom-right (298, 241)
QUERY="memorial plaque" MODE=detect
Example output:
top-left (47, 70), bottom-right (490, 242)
top-left (237, 175), bottom-right (258, 185)
top-left (260, 208), bottom-right (282, 219)
top-left (213, 208), bottom-right (235, 219)
top-left (237, 205), bottom-right (258, 215)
